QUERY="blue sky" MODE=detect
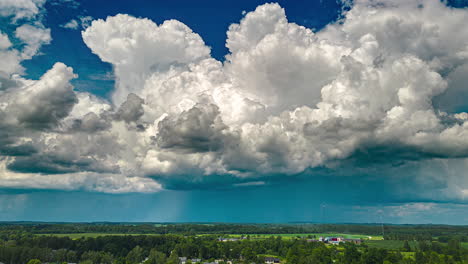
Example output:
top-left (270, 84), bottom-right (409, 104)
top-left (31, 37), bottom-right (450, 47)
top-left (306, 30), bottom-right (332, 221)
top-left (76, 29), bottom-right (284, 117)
top-left (0, 0), bottom-right (468, 224)
top-left (23, 0), bottom-right (343, 97)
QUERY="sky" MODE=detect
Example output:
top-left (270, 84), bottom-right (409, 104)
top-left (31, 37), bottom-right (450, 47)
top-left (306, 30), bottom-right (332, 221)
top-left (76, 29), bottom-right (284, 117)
top-left (0, 0), bottom-right (468, 224)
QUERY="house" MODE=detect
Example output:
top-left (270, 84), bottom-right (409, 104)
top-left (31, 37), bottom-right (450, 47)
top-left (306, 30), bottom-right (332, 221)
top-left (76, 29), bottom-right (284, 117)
top-left (264, 257), bottom-right (280, 264)
top-left (218, 236), bottom-right (248, 242)
top-left (324, 237), bottom-right (344, 245)
top-left (218, 237), bottom-right (240, 242)
top-left (180, 257), bottom-right (202, 264)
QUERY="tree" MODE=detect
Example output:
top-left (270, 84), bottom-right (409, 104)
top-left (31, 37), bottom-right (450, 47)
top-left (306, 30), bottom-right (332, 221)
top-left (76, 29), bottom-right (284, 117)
top-left (27, 259), bottom-right (42, 264)
top-left (127, 246), bottom-right (145, 264)
top-left (342, 243), bottom-right (361, 264)
top-left (81, 251), bottom-right (101, 264)
top-left (361, 248), bottom-right (386, 264)
top-left (100, 252), bottom-right (114, 264)
top-left (403, 241), bottom-right (411, 252)
top-left (241, 247), bottom-right (256, 262)
top-left (418, 241), bottom-right (430, 252)
top-left (447, 238), bottom-right (462, 261)
top-left (145, 249), bottom-right (167, 264)
top-left (167, 250), bottom-right (180, 264)
top-left (310, 246), bottom-right (332, 264)
top-left (415, 251), bottom-right (426, 264)
top-left (66, 251), bottom-right (78, 262)
top-left (286, 246), bottom-right (300, 264)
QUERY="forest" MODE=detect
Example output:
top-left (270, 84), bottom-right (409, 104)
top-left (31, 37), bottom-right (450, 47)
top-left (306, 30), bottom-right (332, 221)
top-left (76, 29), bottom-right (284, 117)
top-left (0, 223), bottom-right (467, 264)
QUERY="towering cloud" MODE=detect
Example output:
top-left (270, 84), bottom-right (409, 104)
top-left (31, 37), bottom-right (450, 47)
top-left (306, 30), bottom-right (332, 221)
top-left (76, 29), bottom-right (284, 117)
top-left (82, 14), bottom-right (211, 105)
top-left (0, 0), bottom-right (467, 201)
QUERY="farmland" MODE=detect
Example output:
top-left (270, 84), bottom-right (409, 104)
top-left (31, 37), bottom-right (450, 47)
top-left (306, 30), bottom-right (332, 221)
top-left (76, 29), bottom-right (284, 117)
top-left (364, 240), bottom-right (468, 250)
top-left (213, 233), bottom-right (383, 240)
top-left (37, 232), bottom-right (383, 240)
top-left (364, 240), bottom-right (419, 250)
top-left (1, 223), bottom-right (467, 263)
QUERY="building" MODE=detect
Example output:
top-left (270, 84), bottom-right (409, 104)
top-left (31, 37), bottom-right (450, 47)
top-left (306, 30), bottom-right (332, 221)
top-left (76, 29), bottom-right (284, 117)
top-left (218, 237), bottom-right (240, 242)
top-left (218, 236), bottom-right (248, 242)
top-left (324, 237), bottom-right (343, 245)
top-left (180, 257), bottom-right (202, 264)
top-left (264, 257), bottom-right (280, 264)
top-left (307, 236), bottom-right (362, 245)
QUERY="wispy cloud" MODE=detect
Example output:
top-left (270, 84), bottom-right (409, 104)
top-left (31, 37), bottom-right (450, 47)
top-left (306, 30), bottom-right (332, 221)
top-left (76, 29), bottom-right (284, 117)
top-left (60, 16), bottom-right (94, 30)
top-left (61, 19), bottom-right (79, 29)
top-left (234, 181), bottom-right (266, 187)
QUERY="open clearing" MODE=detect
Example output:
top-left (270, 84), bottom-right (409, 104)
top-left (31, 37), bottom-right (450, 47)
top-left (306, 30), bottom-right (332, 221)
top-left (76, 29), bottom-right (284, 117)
top-left (364, 240), bottom-right (418, 250)
top-left (38, 232), bottom-right (383, 240)
top-left (365, 240), bottom-right (468, 250)
top-left (212, 233), bottom-right (383, 240)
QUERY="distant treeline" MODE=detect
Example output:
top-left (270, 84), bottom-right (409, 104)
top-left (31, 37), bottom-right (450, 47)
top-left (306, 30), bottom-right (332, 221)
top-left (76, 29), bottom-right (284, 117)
top-left (0, 223), bottom-right (467, 239)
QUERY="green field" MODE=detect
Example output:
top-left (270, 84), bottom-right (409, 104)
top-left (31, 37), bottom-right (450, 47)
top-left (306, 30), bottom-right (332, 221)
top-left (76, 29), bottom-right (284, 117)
top-left (39, 232), bottom-right (383, 240)
top-left (364, 240), bottom-right (418, 250)
top-left (217, 233), bottom-right (383, 240)
top-left (365, 240), bottom-right (468, 250)
top-left (257, 254), bottom-right (285, 261)
top-left (367, 240), bottom-right (468, 249)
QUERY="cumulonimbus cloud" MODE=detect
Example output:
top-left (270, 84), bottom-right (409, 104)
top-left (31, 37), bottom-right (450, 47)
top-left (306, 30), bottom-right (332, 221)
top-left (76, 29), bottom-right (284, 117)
top-left (0, 0), bottom-right (468, 199)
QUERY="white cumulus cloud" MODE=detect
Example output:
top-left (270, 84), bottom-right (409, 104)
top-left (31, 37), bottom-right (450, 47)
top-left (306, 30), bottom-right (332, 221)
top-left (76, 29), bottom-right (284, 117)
top-left (0, 0), bottom-right (45, 21)
top-left (1, 0), bottom-right (468, 199)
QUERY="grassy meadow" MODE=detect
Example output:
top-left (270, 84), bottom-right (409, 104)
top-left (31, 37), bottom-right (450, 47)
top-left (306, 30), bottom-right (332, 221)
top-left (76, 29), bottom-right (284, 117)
top-left (219, 233), bottom-right (383, 240)
top-left (38, 232), bottom-right (383, 241)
